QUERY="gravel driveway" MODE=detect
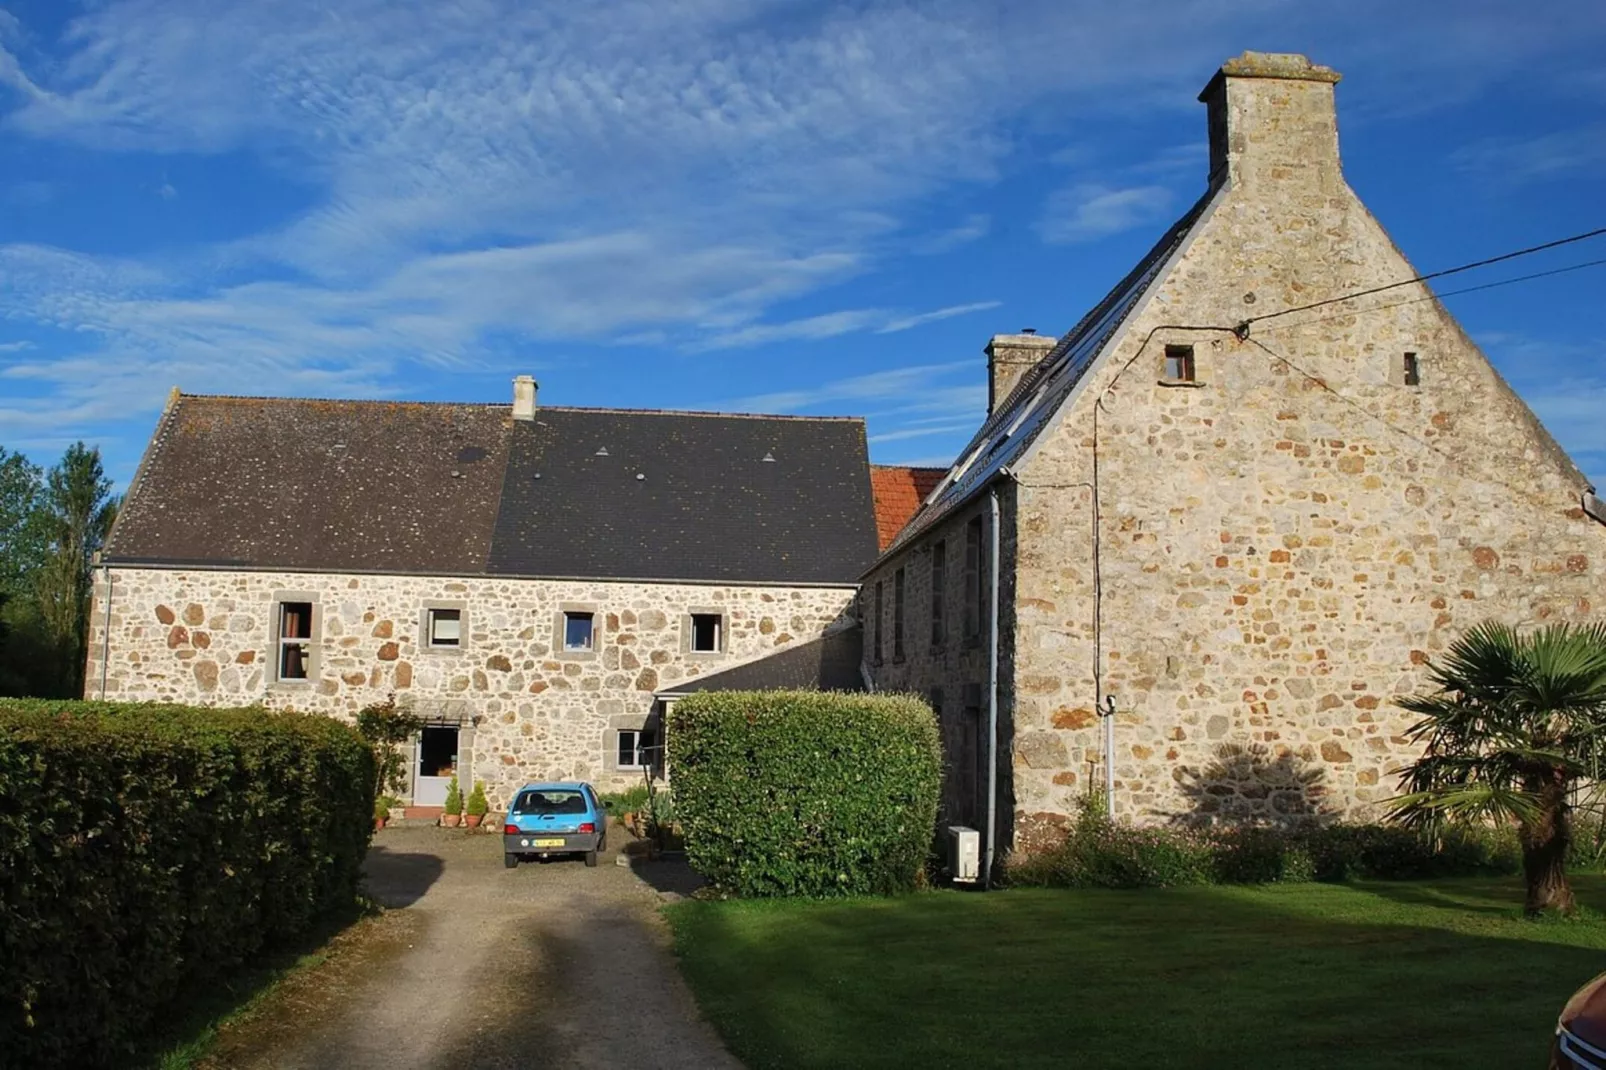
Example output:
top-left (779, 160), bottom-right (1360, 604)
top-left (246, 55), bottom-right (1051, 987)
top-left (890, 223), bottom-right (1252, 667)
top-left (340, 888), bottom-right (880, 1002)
top-left (213, 825), bottom-right (738, 1070)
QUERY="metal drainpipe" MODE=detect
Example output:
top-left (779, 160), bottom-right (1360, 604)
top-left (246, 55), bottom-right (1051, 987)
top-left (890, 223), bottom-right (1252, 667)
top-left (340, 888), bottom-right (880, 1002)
top-left (981, 488), bottom-right (1002, 889)
top-left (98, 562), bottom-right (113, 700)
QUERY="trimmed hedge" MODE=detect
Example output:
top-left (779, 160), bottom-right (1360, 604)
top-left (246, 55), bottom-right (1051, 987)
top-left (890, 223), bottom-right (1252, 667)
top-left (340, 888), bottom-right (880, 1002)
top-left (668, 690), bottom-right (940, 897)
top-left (1007, 803), bottom-right (1523, 890)
top-left (0, 699), bottom-right (375, 1068)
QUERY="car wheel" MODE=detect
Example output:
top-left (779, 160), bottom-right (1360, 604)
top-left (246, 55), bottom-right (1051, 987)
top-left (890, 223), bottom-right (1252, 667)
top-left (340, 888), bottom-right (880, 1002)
top-left (585, 848), bottom-right (598, 867)
top-left (598, 833), bottom-right (608, 854)
top-left (504, 853), bottom-right (519, 869)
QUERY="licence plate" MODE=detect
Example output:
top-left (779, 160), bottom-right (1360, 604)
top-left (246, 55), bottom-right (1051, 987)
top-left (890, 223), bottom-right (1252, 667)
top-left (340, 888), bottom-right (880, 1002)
top-left (532, 838), bottom-right (565, 847)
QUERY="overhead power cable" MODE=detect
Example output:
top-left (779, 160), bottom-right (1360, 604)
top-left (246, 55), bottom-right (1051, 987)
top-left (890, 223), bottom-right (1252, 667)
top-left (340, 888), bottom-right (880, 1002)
top-left (1236, 225), bottom-right (1606, 336)
top-left (1251, 256), bottom-right (1606, 336)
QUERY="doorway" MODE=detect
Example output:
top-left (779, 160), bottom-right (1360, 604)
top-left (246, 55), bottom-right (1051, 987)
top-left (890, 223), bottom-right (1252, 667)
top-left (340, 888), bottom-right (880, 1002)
top-left (413, 725), bottom-right (460, 806)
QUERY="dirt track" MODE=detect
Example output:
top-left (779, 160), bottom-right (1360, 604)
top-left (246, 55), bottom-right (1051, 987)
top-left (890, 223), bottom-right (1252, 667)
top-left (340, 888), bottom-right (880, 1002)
top-left (206, 826), bottom-right (737, 1070)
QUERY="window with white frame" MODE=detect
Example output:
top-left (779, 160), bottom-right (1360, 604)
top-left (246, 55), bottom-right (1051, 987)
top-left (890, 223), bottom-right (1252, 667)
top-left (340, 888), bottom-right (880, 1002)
top-left (276, 601), bottom-right (314, 681)
top-left (617, 727), bottom-right (658, 769)
top-left (689, 612), bottom-right (722, 653)
top-left (426, 607), bottom-right (462, 648)
top-left (563, 610), bottom-right (595, 652)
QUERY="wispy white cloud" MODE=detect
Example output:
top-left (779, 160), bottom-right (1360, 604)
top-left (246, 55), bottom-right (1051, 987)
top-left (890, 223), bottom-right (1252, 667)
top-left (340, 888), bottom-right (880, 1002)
top-left (1450, 125), bottom-right (1606, 184)
top-left (2, 0), bottom-right (1604, 450)
top-left (0, 340), bottom-right (35, 353)
top-left (916, 214), bottom-right (991, 254)
top-left (1036, 183), bottom-right (1173, 244)
top-left (877, 300), bottom-right (1001, 334)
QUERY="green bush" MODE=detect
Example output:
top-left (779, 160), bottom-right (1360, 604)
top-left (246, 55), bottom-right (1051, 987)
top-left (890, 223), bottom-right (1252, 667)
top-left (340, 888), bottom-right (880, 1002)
top-left (444, 773), bottom-right (463, 816)
top-left (0, 699), bottom-right (375, 1068)
top-left (598, 784), bottom-right (651, 813)
top-left (667, 690), bottom-right (940, 898)
top-left (1008, 807), bottom-right (1522, 890)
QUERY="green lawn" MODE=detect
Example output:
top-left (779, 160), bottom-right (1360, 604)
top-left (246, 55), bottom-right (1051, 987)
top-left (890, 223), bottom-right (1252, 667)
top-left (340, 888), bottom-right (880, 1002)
top-left (667, 876), bottom-right (1606, 1069)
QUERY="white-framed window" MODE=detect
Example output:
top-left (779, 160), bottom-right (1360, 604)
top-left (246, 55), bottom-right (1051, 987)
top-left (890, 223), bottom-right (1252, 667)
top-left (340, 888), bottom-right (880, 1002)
top-left (690, 612), bottom-right (722, 653)
top-left (276, 601), bottom-right (314, 681)
top-left (426, 607), bottom-right (462, 648)
top-left (1164, 344), bottom-right (1196, 382)
top-left (563, 610), bottom-right (595, 652)
top-left (617, 727), bottom-right (658, 769)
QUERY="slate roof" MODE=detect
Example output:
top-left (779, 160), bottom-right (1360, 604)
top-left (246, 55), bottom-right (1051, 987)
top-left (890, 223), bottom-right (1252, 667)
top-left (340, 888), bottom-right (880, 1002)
top-left (108, 395), bottom-right (879, 585)
top-left (881, 190), bottom-right (1216, 557)
top-left (106, 396), bottom-right (511, 575)
top-left (869, 465), bottom-right (947, 550)
top-left (657, 626), bottom-right (865, 695)
top-left (485, 408), bottom-right (876, 583)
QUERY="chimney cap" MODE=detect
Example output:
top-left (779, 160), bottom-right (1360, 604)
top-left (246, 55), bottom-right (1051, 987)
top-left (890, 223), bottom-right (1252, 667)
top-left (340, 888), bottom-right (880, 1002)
top-left (1201, 52), bottom-right (1340, 100)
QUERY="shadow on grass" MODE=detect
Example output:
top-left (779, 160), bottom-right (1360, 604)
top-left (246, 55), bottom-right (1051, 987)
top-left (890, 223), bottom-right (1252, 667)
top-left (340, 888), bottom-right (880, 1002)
top-left (134, 898), bottom-right (374, 1070)
top-left (666, 877), bottom-right (1606, 1070)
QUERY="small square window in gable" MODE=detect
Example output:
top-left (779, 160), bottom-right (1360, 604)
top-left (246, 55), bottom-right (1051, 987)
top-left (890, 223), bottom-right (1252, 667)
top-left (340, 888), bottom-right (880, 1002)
top-left (1163, 344), bottom-right (1196, 383)
top-left (1402, 352), bottom-right (1421, 387)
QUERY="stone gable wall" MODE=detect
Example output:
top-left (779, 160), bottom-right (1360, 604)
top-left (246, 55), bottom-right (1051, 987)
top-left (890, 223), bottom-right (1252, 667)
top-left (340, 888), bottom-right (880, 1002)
top-left (1010, 96), bottom-right (1603, 839)
top-left (85, 567), bottom-right (854, 807)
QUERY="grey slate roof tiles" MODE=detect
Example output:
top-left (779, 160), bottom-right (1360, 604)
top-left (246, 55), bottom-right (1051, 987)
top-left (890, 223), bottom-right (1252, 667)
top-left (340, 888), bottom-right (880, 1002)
top-left (107, 395), bottom-right (879, 586)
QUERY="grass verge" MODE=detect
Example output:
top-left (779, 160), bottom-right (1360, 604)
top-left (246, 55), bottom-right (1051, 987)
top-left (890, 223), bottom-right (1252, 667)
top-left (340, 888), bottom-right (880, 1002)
top-left (138, 902), bottom-right (378, 1070)
top-left (667, 875), bottom-right (1606, 1069)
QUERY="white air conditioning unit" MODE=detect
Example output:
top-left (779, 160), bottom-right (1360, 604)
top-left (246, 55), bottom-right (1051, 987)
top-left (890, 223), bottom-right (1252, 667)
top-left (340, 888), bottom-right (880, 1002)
top-left (947, 825), bottom-right (980, 884)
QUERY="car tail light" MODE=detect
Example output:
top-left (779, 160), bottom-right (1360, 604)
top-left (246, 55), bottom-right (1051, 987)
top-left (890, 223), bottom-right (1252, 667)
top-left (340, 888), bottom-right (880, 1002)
top-left (504, 823), bottom-right (520, 835)
top-left (579, 822), bottom-right (595, 834)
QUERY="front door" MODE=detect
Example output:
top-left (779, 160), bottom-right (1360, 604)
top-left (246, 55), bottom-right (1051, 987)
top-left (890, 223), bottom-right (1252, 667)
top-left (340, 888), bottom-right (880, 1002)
top-left (413, 725), bottom-right (460, 806)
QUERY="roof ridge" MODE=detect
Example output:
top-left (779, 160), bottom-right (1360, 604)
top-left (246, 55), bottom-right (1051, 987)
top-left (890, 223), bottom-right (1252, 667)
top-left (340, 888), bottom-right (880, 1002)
top-left (171, 392), bottom-right (864, 422)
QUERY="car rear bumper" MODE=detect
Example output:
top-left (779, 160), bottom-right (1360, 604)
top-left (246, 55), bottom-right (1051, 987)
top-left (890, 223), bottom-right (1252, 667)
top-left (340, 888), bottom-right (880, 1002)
top-left (1557, 1024), bottom-right (1606, 1069)
top-left (504, 831), bottom-right (601, 855)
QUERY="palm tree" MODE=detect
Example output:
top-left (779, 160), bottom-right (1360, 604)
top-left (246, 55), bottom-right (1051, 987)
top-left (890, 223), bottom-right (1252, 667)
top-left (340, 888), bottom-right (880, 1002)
top-left (1389, 621), bottom-right (1606, 916)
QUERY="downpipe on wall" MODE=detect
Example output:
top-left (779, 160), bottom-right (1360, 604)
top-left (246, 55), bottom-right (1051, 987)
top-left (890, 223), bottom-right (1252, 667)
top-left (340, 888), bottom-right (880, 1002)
top-left (982, 488), bottom-right (1002, 889)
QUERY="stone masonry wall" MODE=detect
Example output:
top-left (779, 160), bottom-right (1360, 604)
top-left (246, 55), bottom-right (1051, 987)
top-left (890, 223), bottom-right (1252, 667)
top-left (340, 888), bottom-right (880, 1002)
top-left (863, 488), bottom-right (1017, 838)
top-left (1009, 65), bottom-right (1604, 841)
top-left (84, 567), bottom-right (854, 808)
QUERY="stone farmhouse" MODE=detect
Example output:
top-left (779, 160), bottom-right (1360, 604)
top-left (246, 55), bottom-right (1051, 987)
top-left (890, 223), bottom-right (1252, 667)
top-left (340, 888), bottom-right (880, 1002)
top-left (86, 51), bottom-right (1604, 851)
top-left (861, 52), bottom-right (1605, 856)
top-left (87, 380), bottom-right (886, 812)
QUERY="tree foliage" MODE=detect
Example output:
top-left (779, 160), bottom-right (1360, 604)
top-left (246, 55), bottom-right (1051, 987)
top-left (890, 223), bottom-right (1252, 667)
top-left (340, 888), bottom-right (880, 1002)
top-left (1388, 620), bottom-right (1606, 916)
top-left (0, 442), bottom-right (118, 698)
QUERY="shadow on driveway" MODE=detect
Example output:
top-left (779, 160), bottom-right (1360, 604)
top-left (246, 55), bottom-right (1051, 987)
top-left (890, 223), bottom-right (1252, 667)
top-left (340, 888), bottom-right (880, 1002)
top-left (363, 844), bottom-right (447, 908)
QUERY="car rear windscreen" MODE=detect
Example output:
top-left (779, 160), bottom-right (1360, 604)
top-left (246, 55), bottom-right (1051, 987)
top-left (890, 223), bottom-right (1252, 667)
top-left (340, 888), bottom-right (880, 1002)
top-left (512, 790), bottom-right (587, 815)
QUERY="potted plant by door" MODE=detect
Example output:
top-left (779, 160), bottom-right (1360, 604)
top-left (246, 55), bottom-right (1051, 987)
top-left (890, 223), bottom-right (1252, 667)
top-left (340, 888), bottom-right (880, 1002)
top-left (441, 774), bottom-right (463, 828)
top-left (464, 781), bottom-right (489, 829)
top-left (374, 794), bottom-right (391, 831)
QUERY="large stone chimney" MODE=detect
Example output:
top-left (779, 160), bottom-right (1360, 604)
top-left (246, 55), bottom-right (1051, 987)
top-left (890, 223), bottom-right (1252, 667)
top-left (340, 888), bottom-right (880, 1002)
top-left (512, 375), bottom-right (538, 420)
top-left (1198, 52), bottom-right (1342, 192)
top-left (986, 332), bottom-right (1056, 414)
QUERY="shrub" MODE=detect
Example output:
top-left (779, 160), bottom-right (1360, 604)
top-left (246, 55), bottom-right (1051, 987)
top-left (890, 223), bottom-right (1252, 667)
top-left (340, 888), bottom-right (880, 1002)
top-left (354, 695), bottom-right (420, 800)
top-left (667, 690), bottom-right (940, 897)
top-left (0, 698), bottom-right (374, 1068)
top-left (1009, 799), bottom-right (1212, 889)
top-left (444, 774), bottom-right (463, 816)
top-left (598, 784), bottom-right (651, 814)
top-left (1007, 799), bottom-right (1521, 890)
top-left (466, 781), bottom-right (489, 818)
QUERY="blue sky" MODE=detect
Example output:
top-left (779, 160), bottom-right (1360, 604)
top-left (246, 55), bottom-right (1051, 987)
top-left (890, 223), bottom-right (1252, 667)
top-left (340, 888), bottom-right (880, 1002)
top-left (1, 0), bottom-right (1603, 487)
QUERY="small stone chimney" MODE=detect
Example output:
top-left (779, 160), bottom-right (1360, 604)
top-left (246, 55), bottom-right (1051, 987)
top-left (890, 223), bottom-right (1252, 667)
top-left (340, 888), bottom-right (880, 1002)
top-left (512, 375), bottom-right (538, 421)
top-left (986, 332), bottom-right (1056, 414)
top-left (1198, 52), bottom-right (1342, 192)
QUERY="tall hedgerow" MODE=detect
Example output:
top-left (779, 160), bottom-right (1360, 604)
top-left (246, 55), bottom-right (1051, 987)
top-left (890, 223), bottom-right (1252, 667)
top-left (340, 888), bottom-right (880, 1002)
top-left (668, 690), bottom-right (940, 897)
top-left (0, 699), bottom-right (375, 1068)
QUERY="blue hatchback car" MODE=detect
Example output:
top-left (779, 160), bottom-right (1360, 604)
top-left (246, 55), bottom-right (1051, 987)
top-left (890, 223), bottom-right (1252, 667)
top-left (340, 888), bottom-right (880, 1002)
top-left (503, 781), bottom-right (607, 869)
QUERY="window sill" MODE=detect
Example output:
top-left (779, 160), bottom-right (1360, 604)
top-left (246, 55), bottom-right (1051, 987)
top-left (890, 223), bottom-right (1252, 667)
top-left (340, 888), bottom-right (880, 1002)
top-left (686, 649), bottom-right (725, 658)
top-left (422, 645), bottom-right (465, 656)
top-left (1157, 378), bottom-right (1207, 389)
top-left (557, 648), bottom-right (599, 661)
top-left (270, 679), bottom-right (314, 689)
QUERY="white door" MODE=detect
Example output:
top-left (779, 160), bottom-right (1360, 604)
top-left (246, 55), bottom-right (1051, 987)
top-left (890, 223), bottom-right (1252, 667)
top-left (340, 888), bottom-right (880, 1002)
top-left (413, 725), bottom-right (459, 806)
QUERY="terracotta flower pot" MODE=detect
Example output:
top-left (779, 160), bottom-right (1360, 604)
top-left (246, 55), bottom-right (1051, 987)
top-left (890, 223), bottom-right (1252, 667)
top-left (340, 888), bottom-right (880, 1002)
top-left (374, 817), bottom-right (386, 831)
top-left (464, 813), bottom-right (483, 829)
top-left (441, 813), bottom-right (462, 828)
